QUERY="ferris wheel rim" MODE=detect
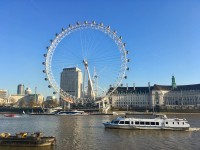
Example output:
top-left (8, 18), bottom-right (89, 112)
top-left (43, 21), bottom-right (128, 103)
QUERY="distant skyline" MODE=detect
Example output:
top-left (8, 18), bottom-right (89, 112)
top-left (0, 0), bottom-right (200, 98)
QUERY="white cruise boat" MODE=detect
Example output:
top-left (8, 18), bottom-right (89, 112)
top-left (56, 110), bottom-right (88, 116)
top-left (103, 114), bottom-right (190, 131)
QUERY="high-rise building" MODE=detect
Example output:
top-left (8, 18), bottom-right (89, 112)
top-left (17, 84), bottom-right (24, 95)
top-left (60, 67), bottom-right (83, 99)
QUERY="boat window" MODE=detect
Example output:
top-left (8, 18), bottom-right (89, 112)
top-left (166, 122), bottom-right (168, 124)
top-left (151, 122), bottom-right (155, 125)
top-left (145, 122), bottom-right (150, 125)
top-left (183, 122), bottom-right (184, 125)
top-left (156, 122), bottom-right (159, 125)
top-left (177, 122), bottom-right (179, 125)
top-left (173, 122), bottom-right (174, 124)
top-left (119, 121), bottom-right (124, 124)
top-left (140, 122), bottom-right (144, 125)
top-left (135, 121), bottom-right (139, 125)
top-left (131, 121), bottom-right (134, 124)
top-left (125, 121), bottom-right (129, 125)
top-left (114, 121), bottom-right (119, 124)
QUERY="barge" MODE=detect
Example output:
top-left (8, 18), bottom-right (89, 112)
top-left (0, 132), bottom-right (56, 147)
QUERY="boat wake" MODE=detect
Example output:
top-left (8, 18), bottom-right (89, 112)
top-left (187, 128), bottom-right (200, 132)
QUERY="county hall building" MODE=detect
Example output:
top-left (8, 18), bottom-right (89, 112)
top-left (110, 76), bottom-right (200, 111)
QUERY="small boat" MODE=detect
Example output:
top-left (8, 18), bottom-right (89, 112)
top-left (4, 114), bottom-right (17, 118)
top-left (0, 132), bottom-right (56, 147)
top-left (103, 114), bottom-right (190, 131)
top-left (56, 110), bottom-right (88, 115)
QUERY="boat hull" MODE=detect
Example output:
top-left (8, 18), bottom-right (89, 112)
top-left (0, 137), bottom-right (56, 147)
top-left (56, 110), bottom-right (88, 115)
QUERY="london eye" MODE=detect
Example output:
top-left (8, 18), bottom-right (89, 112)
top-left (42, 21), bottom-right (129, 104)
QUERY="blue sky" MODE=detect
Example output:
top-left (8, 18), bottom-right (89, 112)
top-left (0, 0), bottom-right (200, 98)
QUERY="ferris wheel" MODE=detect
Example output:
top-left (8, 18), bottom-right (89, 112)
top-left (42, 21), bottom-right (129, 104)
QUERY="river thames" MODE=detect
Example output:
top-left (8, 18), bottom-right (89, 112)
top-left (0, 114), bottom-right (200, 150)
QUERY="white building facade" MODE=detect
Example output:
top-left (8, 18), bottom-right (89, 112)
top-left (60, 67), bottom-right (83, 100)
top-left (9, 94), bottom-right (44, 107)
top-left (111, 87), bottom-right (151, 109)
top-left (110, 76), bottom-right (200, 110)
top-left (0, 89), bottom-right (7, 99)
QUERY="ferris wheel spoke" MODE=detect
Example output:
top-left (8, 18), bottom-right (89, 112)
top-left (57, 44), bottom-right (82, 60)
top-left (84, 34), bottom-right (112, 59)
top-left (88, 54), bottom-right (120, 62)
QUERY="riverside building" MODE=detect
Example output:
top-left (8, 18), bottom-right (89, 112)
top-left (110, 76), bottom-right (200, 111)
top-left (8, 85), bottom-right (44, 107)
top-left (0, 89), bottom-right (7, 105)
top-left (0, 89), bottom-right (7, 99)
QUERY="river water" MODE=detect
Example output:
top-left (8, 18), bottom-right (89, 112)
top-left (0, 114), bottom-right (200, 150)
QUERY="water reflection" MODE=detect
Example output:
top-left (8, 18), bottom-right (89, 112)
top-left (0, 114), bottom-right (199, 150)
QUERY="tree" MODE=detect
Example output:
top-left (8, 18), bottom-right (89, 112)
top-left (19, 99), bottom-right (26, 107)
